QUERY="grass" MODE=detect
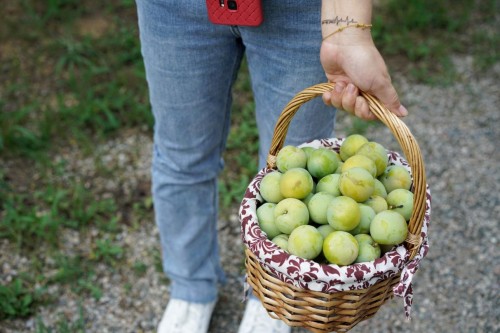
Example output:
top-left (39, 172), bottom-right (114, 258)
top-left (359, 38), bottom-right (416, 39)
top-left (0, 177), bottom-right (119, 250)
top-left (0, 278), bottom-right (45, 320)
top-left (35, 304), bottom-right (86, 333)
top-left (372, 0), bottom-right (498, 84)
top-left (0, 0), bottom-right (497, 328)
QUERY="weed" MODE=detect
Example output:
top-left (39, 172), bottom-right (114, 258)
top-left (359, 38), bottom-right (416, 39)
top-left (48, 255), bottom-right (102, 300)
top-left (373, 0), bottom-right (479, 83)
top-left (56, 183), bottom-right (119, 231)
top-left (219, 174), bottom-right (252, 209)
top-left (54, 37), bottom-right (97, 74)
top-left (0, 180), bottom-right (120, 250)
top-left (35, 303), bottom-right (86, 333)
top-left (132, 261), bottom-right (148, 276)
top-left (471, 30), bottom-right (500, 71)
top-left (0, 278), bottom-right (44, 320)
top-left (151, 248), bottom-right (165, 274)
top-left (48, 255), bottom-right (90, 285)
top-left (0, 103), bottom-right (50, 156)
top-left (75, 277), bottom-right (102, 300)
top-left (0, 192), bottom-right (61, 249)
top-left (21, 0), bottom-right (82, 28)
top-left (92, 238), bottom-right (124, 264)
top-left (132, 195), bottom-right (154, 220)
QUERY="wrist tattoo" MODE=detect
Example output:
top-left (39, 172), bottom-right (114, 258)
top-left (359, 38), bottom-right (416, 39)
top-left (321, 16), bottom-right (357, 26)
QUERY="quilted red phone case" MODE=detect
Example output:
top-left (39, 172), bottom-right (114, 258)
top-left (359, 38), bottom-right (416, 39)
top-left (206, 0), bottom-right (263, 27)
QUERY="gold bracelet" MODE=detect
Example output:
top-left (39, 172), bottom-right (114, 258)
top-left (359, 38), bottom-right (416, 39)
top-left (322, 23), bottom-right (372, 41)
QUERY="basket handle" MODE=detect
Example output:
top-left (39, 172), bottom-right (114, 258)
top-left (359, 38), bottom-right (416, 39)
top-left (266, 82), bottom-right (427, 260)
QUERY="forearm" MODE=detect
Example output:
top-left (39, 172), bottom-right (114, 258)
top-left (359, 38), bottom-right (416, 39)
top-left (320, 0), bottom-right (407, 118)
top-left (321, 0), bottom-right (373, 43)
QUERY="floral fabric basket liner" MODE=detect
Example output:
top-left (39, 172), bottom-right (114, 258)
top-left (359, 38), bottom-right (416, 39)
top-left (239, 137), bottom-right (431, 319)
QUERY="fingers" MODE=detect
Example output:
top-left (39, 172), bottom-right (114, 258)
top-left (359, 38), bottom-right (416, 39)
top-left (370, 77), bottom-right (408, 117)
top-left (323, 82), bottom-right (407, 120)
top-left (323, 81), bottom-right (346, 109)
top-left (323, 82), bottom-right (376, 121)
top-left (354, 95), bottom-right (376, 120)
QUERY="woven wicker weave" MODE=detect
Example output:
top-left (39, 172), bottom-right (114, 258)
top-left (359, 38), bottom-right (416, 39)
top-left (246, 248), bottom-right (401, 333)
top-left (244, 83), bottom-right (427, 332)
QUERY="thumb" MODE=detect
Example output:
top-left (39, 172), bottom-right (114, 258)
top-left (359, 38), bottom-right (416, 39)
top-left (370, 80), bottom-right (408, 117)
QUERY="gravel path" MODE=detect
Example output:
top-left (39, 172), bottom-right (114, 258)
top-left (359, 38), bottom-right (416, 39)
top-left (2, 55), bottom-right (499, 333)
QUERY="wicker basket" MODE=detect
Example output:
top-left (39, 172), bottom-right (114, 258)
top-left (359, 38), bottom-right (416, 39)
top-left (241, 83), bottom-right (429, 333)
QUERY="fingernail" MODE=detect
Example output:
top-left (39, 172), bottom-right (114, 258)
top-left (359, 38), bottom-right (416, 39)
top-left (347, 83), bottom-right (356, 94)
top-left (399, 105), bottom-right (408, 116)
top-left (335, 82), bottom-right (345, 93)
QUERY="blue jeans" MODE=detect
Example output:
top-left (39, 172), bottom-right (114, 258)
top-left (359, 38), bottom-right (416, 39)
top-left (136, 0), bottom-right (336, 303)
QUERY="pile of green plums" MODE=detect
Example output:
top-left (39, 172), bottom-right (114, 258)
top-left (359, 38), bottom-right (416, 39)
top-left (257, 134), bottom-right (414, 266)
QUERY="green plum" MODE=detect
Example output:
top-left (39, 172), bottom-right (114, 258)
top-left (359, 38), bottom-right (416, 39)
top-left (387, 188), bottom-right (414, 221)
top-left (354, 233), bottom-right (374, 245)
top-left (307, 148), bottom-right (339, 179)
top-left (271, 234), bottom-right (290, 252)
top-left (288, 225), bottom-right (323, 260)
top-left (349, 204), bottom-right (376, 235)
top-left (373, 178), bottom-right (388, 199)
top-left (257, 203), bottom-right (281, 239)
top-left (341, 154), bottom-right (377, 177)
top-left (316, 224), bottom-right (335, 240)
top-left (307, 192), bottom-right (335, 225)
top-left (339, 167), bottom-right (375, 202)
top-left (323, 231), bottom-right (359, 266)
top-left (301, 146), bottom-right (316, 159)
top-left (354, 234), bottom-right (381, 263)
top-left (301, 192), bottom-right (314, 206)
top-left (276, 145), bottom-right (307, 172)
top-left (339, 134), bottom-right (369, 162)
top-left (316, 174), bottom-right (341, 197)
top-left (370, 210), bottom-right (408, 245)
top-left (274, 198), bottom-right (309, 234)
top-left (379, 165), bottom-right (412, 193)
top-left (326, 196), bottom-right (361, 231)
top-left (260, 171), bottom-right (284, 203)
top-left (356, 142), bottom-right (388, 177)
top-left (363, 195), bottom-right (388, 214)
top-left (279, 168), bottom-right (314, 199)
top-left (335, 161), bottom-right (344, 174)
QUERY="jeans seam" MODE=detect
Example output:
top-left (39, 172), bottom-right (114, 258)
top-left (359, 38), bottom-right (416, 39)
top-left (217, 40), bottom-right (245, 160)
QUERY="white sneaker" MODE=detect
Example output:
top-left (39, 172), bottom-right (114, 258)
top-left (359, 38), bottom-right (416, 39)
top-left (238, 298), bottom-right (291, 333)
top-left (157, 298), bottom-right (216, 333)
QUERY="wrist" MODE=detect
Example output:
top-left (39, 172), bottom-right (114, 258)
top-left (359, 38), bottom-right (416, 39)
top-left (321, 0), bottom-right (373, 43)
top-left (322, 24), bottom-right (373, 45)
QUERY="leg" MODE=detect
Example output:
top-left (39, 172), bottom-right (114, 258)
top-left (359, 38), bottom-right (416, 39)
top-left (238, 1), bottom-right (334, 332)
top-left (136, 0), bottom-right (244, 303)
top-left (241, 0), bottom-right (336, 169)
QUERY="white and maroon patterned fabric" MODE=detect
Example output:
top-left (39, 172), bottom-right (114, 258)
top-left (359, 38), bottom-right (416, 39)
top-left (239, 138), bottom-right (431, 319)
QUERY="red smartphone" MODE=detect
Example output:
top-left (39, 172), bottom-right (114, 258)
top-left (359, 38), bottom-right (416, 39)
top-left (206, 0), bottom-right (264, 27)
